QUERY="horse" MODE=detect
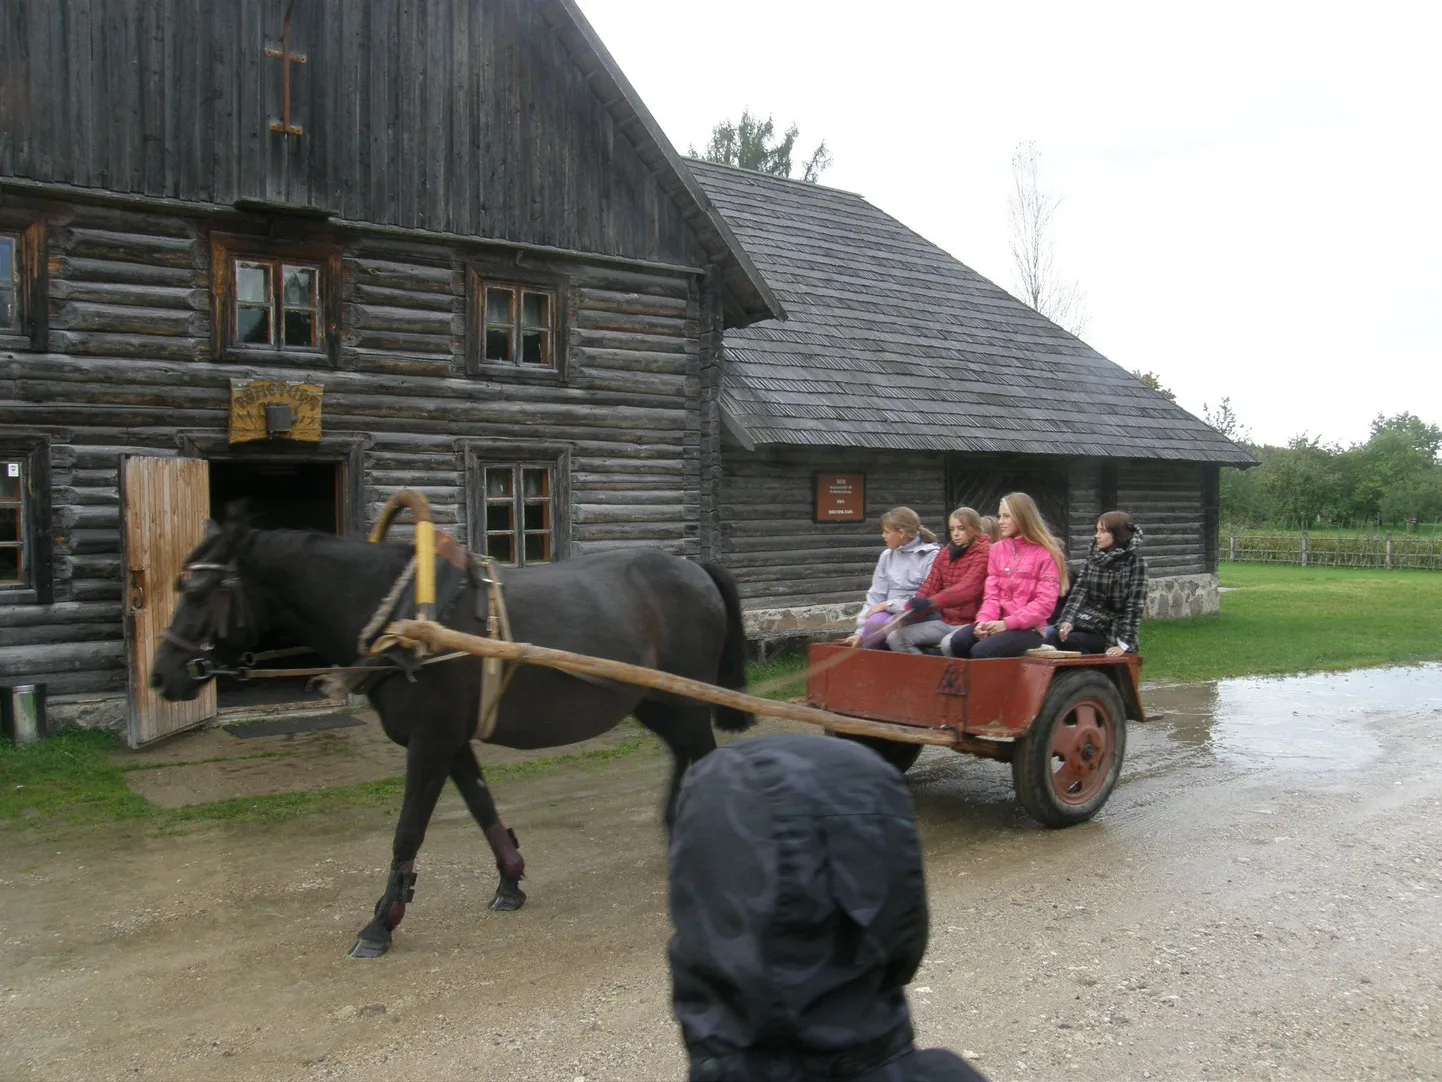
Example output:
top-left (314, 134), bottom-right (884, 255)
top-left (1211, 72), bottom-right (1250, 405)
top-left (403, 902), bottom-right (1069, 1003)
top-left (149, 507), bottom-right (755, 959)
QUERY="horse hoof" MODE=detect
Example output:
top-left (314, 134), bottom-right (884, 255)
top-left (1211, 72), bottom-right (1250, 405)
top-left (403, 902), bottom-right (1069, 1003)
top-left (348, 935), bottom-right (391, 960)
top-left (489, 881), bottom-right (527, 912)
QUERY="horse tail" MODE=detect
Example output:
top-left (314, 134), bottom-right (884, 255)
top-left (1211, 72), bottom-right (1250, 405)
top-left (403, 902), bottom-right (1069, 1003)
top-left (700, 561), bottom-right (755, 733)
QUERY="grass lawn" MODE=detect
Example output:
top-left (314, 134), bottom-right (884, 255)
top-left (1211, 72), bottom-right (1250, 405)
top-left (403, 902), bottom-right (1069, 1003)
top-left (1139, 563), bottom-right (1442, 683)
top-left (5, 563), bottom-right (1439, 830)
top-left (0, 728), bottom-right (650, 831)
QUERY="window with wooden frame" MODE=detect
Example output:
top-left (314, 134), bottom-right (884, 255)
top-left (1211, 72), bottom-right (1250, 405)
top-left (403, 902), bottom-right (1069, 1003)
top-left (478, 281), bottom-right (556, 368)
top-left (0, 218), bottom-right (48, 351)
top-left (0, 235), bottom-right (19, 334)
top-left (211, 235), bottom-right (340, 366)
top-left (0, 457), bottom-right (25, 586)
top-left (0, 437), bottom-right (52, 603)
top-left (482, 464), bottom-right (556, 565)
top-left (232, 258), bottom-right (322, 349)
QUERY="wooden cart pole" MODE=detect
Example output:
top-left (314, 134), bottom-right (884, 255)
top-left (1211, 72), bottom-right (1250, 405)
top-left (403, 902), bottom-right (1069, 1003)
top-left (386, 619), bottom-right (959, 748)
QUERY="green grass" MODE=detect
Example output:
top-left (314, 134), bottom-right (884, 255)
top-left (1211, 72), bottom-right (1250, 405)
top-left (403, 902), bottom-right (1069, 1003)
top-left (0, 726), bottom-right (653, 832)
top-left (1141, 563), bottom-right (1442, 683)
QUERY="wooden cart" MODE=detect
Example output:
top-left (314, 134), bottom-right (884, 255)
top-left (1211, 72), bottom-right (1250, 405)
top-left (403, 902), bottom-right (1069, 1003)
top-left (806, 645), bottom-right (1143, 827)
top-left (385, 616), bottom-right (1144, 830)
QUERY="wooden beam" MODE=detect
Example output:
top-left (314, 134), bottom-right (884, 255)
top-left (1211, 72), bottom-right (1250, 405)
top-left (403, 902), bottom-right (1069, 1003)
top-left (386, 619), bottom-right (958, 748)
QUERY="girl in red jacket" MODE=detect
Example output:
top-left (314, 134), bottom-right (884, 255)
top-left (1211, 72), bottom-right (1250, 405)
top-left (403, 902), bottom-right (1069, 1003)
top-left (887, 507), bottom-right (992, 653)
top-left (943, 492), bottom-right (1071, 659)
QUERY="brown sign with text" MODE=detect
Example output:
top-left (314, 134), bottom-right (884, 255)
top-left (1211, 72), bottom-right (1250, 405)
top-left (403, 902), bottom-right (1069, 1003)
top-left (814, 472), bottom-right (866, 522)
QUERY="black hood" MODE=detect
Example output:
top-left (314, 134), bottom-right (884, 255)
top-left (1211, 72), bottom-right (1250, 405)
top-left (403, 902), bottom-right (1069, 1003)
top-left (668, 734), bottom-right (933, 1080)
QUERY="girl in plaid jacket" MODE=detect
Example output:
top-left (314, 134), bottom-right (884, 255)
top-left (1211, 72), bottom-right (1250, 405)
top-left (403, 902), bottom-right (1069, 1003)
top-left (1047, 511), bottom-right (1148, 655)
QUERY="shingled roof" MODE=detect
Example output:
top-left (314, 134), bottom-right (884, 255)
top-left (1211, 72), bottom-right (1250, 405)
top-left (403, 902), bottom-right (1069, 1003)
top-left (689, 161), bottom-right (1253, 465)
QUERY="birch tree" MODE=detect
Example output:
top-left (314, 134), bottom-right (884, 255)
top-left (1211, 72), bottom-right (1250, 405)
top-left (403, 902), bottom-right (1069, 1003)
top-left (1009, 141), bottom-right (1089, 337)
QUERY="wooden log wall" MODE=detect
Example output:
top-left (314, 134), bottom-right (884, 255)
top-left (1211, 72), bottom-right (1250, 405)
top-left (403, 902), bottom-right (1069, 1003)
top-left (1098, 459), bottom-right (1208, 576)
top-left (720, 446), bottom-right (948, 610)
top-left (724, 449), bottom-right (1214, 615)
top-left (0, 196), bottom-right (710, 699)
top-left (0, 0), bottom-right (709, 269)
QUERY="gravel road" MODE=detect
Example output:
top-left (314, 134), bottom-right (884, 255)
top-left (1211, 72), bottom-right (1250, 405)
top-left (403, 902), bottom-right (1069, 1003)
top-left (2, 664), bottom-right (1439, 1081)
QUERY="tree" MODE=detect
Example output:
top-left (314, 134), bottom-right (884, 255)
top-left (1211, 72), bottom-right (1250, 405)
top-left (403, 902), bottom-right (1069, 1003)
top-left (690, 109), bottom-right (832, 182)
top-left (1203, 397), bottom-right (1251, 444)
top-left (1008, 141), bottom-right (1088, 337)
top-left (1130, 369), bottom-right (1176, 401)
top-left (1352, 412), bottom-right (1442, 526)
top-left (1265, 434), bottom-right (1344, 528)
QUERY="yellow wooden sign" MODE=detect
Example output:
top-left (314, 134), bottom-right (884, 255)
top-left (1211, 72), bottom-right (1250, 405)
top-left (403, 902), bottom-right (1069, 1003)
top-left (228, 379), bottom-right (324, 444)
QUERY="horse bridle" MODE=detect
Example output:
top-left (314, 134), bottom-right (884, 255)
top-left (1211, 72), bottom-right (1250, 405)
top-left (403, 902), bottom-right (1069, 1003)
top-left (163, 559), bottom-right (255, 681)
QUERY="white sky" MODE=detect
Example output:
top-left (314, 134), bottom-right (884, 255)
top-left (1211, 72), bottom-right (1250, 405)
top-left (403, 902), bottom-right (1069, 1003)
top-left (578, 0), bottom-right (1441, 448)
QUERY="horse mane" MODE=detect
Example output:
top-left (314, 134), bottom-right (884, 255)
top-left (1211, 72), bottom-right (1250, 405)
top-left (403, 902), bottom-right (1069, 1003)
top-left (243, 528), bottom-right (414, 578)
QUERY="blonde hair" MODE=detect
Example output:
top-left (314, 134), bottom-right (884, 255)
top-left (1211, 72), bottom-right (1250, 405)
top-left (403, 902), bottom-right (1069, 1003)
top-left (880, 506), bottom-right (937, 545)
top-left (948, 506), bottom-right (983, 538)
top-left (999, 492), bottom-right (1070, 593)
top-left (976, 513), bottom-right (1001, 542)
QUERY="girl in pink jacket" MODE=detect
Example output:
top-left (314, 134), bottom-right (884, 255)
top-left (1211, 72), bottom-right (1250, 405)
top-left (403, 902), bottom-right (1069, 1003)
top-left (942, 492), bottom-right (1071, 659)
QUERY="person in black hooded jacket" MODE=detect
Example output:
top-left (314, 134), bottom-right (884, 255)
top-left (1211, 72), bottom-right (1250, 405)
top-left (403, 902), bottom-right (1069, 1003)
top-left (667, 733), bottom-right (987, 1082)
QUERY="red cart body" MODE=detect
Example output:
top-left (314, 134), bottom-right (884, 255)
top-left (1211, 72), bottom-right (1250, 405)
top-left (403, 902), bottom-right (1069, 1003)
top-left (804, 644), bottom-right (1147, 827)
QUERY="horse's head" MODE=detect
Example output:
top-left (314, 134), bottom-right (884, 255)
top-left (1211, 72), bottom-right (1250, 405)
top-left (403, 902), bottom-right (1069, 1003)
top-left (150, 503), bottom-right (268, 701)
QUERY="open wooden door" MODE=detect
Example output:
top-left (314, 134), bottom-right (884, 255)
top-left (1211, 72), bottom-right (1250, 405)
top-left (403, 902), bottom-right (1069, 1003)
top-left (122, 456), bottom-right (217, 748)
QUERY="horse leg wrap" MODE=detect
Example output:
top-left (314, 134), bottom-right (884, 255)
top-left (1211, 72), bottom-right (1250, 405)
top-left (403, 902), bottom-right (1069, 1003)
top-left (485, 823), bottom-right (525, 882)
top-left (376, 860), bottom-right (417, 931)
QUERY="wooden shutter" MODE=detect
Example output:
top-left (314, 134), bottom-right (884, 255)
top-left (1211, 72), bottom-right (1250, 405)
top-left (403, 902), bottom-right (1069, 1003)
top-left (122, 456), bottom-right (216, 748)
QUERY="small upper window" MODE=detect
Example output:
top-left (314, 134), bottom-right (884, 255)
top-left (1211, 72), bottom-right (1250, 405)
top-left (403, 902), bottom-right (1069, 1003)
top-left (233, 258), bottom-right (322, 350)
top-left (0, 458), bottom-right (25, 585)
top-left (481, 284), bottom-right (554, 367)
top-left (0, 235), bottom-right (19, 332)
top-left (483, 464), bottom-right (554, 565)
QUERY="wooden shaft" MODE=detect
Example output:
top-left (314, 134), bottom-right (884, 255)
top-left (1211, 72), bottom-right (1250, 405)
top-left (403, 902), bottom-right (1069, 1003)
top-left (386, 619), bottom-right (958, 748)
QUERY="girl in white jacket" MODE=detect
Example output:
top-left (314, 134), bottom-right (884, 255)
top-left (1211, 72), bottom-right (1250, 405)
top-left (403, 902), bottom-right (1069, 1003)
top-left (844, 507), bottom-right (940, 649)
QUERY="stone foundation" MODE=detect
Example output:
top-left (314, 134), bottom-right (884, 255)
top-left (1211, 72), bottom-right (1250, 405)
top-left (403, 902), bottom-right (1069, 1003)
top-left (46, 693), bottom-right (127, 734)
top-left (1144, 572), bottom-right (1220, 620)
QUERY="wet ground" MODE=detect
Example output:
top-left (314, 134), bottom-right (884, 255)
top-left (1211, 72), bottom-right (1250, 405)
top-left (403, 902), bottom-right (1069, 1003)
top-left (2, 664), bottom-right (1440, 1081)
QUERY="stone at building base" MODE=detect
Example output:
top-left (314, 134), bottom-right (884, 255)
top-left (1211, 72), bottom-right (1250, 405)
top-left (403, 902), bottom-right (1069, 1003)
top-left (742, 603), bottom-right (856, 662)
top-left (1144, 573), bottom-right (1220, 620)
top-left (47, 693), bottom-right (128, 734)
top-left (742, 572), bottom-right (1221, 658)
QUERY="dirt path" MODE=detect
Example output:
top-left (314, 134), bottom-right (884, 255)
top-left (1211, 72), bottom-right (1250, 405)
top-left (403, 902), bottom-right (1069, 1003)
top-left (2, 665), bottom-right (1440, 1081)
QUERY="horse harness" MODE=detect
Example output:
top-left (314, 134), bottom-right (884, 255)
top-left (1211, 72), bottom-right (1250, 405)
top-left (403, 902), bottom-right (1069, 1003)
top-left (169, 535), bottom-right (517, 740)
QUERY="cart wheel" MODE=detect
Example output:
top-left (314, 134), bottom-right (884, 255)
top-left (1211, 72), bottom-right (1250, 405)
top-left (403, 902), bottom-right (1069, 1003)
top-left (827, 731), bottom-right (924, 774)
top-left (1012, 670), bottom-right (1126, 828)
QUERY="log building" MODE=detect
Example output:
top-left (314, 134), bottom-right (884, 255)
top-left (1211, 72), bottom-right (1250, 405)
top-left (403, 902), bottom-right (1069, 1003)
top-left (0, 0), bottom-right (776, 741)
top-left (688, 162), bottom-right (1254, 647)
top-left (1, 0), bottom-right (1249, 742)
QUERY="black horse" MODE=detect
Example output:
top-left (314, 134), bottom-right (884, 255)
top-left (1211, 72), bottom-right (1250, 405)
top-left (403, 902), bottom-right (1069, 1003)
top-left (149, 510), bottom-right (754, 959)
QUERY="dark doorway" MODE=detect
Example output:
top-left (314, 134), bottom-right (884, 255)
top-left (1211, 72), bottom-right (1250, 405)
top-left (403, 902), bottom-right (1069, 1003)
top-left (208, 459), bottom-right (342, 710)
top-left (946, 455), bottom-right (1071, 551)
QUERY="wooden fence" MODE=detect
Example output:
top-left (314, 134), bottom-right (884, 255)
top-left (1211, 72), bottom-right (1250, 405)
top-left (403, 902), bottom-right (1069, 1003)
top-left (1225, 531), bottom-right (1442, 570)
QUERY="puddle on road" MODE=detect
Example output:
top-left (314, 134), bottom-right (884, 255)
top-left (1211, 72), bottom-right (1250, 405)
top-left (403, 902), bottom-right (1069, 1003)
top-left (1148, 663), bottom-right (1442, 772)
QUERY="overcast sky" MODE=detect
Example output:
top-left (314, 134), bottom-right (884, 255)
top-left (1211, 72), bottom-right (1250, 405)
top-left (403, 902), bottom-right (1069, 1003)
top-left (579, 0), bottom-right (1441, 448)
